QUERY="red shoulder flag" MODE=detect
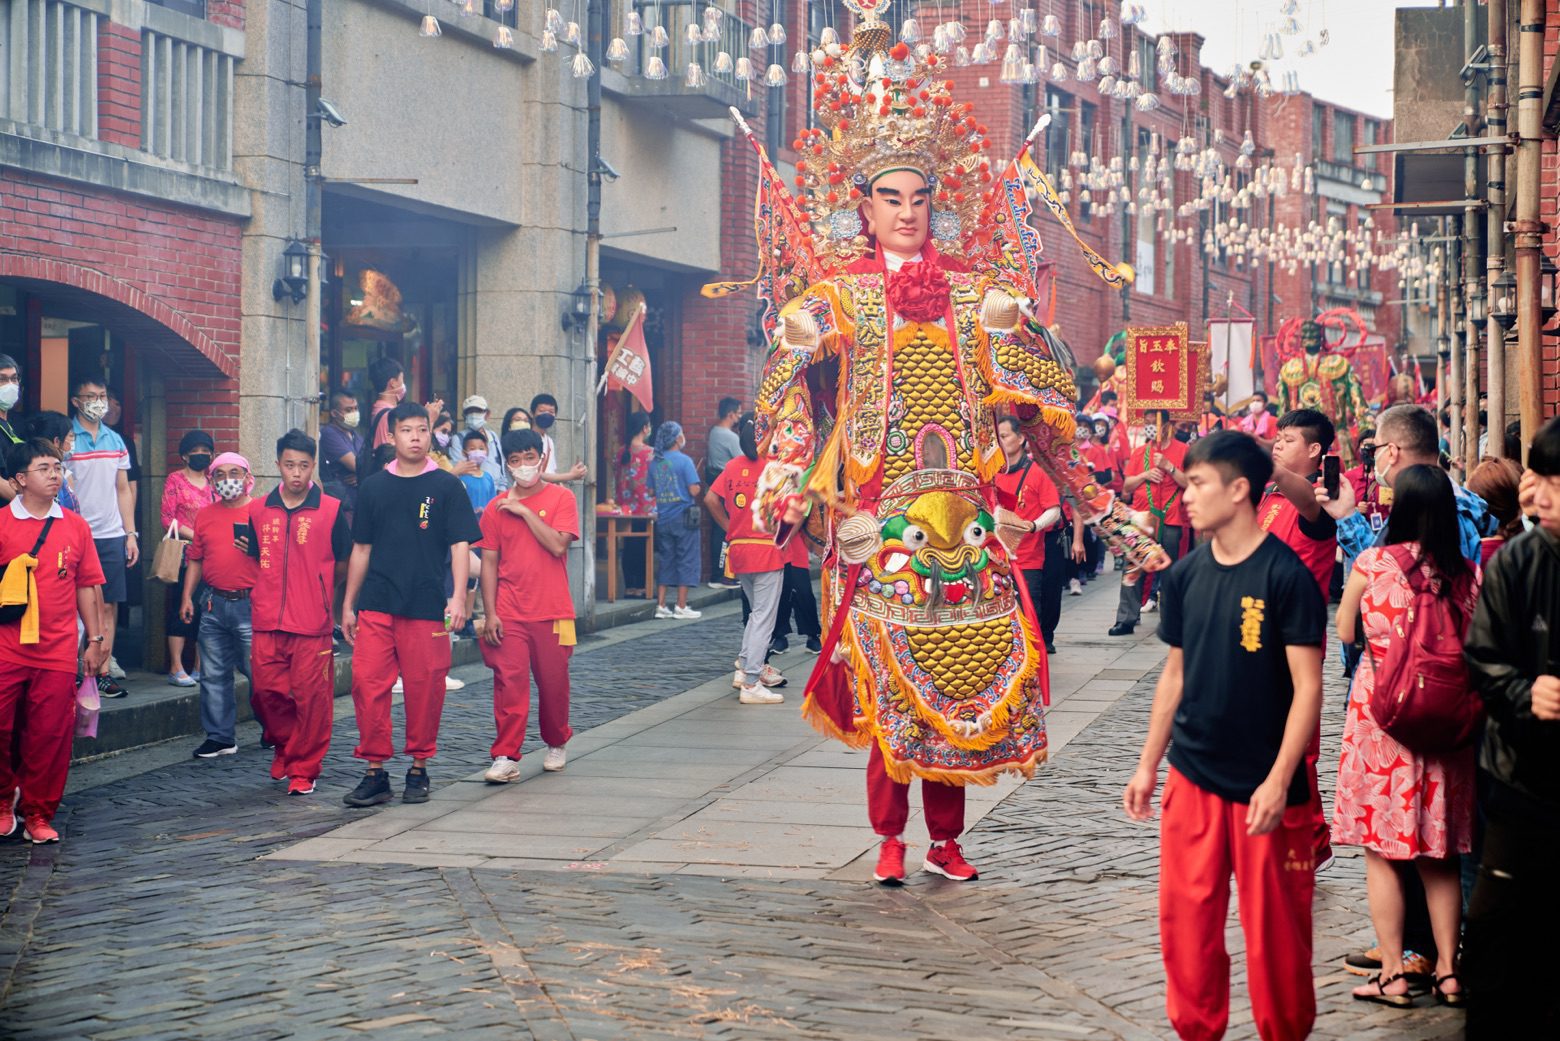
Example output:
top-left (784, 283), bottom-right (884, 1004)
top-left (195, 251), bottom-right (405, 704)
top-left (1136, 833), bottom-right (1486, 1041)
top-left (599, 303), bottom-right (654, 412)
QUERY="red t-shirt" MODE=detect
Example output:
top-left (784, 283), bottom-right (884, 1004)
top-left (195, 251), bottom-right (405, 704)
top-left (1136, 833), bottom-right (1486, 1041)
top-left (1126, 440), bottom-right (1189, 528)
top-left (0, 503), bottom-right (105, 673)
top-left (710, 457), bottom-right (805, 573)
top-left (479, 485), bottom-right (579, 621)
top-left (187, 500), bottom-right (260, 592)
top-left (992, 459), bottom-right (1061, 570)
top-left (1258, 478), bottom-right (1338, 598)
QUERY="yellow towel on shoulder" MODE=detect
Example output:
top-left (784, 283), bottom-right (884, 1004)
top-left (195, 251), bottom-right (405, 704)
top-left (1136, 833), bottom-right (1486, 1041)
top-left (0, 551), bottom-right (42, 645)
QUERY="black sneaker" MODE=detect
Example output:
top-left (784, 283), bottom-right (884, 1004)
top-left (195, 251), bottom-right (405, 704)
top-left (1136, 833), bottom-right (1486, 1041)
top-left (192, 739), bottom-right (238, 759)
top-left (805, 636), bottom-right (823, 653)
top-left (457, 621), bottom-right (477, 641)
top-left (342, 769), bottom-right (393, 807)
top-left (1107, 622), bottom-right (1136, 637)
top-left (402, 767), bottom-right (430, 804)
top-left (768, 636), bottom-right (790, 655)
top-left (97, 675), bottom-right (128, 699)
top-left (1045, 641), bottom-right (1057, 655)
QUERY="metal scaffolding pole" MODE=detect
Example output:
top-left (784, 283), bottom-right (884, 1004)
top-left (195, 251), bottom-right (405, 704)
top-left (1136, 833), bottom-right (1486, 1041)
top-left (1486, 0), bottom-right (1509, 457)
top-left (1462, 0), bottom-right (1483, 472)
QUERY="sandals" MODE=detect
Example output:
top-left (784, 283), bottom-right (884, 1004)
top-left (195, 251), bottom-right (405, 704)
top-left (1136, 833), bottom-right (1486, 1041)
top-left (1432, 972), bottom-right (1468, 1008)
top-left (1353, 972), bottom-right (1416, 1009)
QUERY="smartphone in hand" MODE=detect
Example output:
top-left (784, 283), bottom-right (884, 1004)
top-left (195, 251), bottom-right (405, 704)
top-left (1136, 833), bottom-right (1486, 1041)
top-left (1323, 455), bottom-right (1340, 500)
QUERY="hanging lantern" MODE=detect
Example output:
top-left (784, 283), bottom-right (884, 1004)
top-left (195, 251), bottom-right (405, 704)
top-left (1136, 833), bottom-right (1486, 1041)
top-left (419, 13), bottom-right (441, 36)
top-left (899, 17), bottom-right (920, 43)
top-left (735, 56), bottom-right (753, 80)
top-left (1050, 60), bottom-right (1068, 81)
top-left (1097, 74), bottom-right (1117, 95)
top-left (544, 8), bottom-right (563, 32)
top-left (625, 10), bottom-right (642, 35)
top-left (1135, 92), bottom-right (1161, 112)
top-left (685, 61), bottom-right (706, 88)
top-left (945, 20), bottom-right (966, 43)
top-left (749, 26), bottom-right (768, 51)
top-left (768, 22), bottom-right (786, 45)
top-left (686, 23), bottom-right (702, 46)
top-left (606, 37), bottom-right (630, 62)
top-left (1041, 12), bottom-right (1060, 36)
top-left (650, 24), bottom-right (668, 48)
top-left (791, 49), bottom-right (810, 73)
top-left (820, 26), bottom-right (839, 46)
top-left (764, 63), bottom-right (787, 86)
top-left (986, 19), bottom-right (1005, 41)
top-left (644, 55), bottom-right (668, 79)
top-left (1020, 9), bottom-right (1038, 34)
top-left (1098, 17), bottom-right (1117, 40)
top-left (541, 29), bottom-right (558, 51)
top-left (459, 0), bottom-right (477, 18)
top-left (493, 24), bottom-right (513, 48)
top-left (954, 45), bottom-right (971, 67)
top-left (571, 52), bottom-right (594, 77)
top-left (714, 50), bottom-right (733, 73)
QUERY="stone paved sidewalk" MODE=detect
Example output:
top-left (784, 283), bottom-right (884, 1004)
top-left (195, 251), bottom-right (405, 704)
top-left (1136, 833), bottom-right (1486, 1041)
top-left (0, 576), bottom-right (1463, 1040)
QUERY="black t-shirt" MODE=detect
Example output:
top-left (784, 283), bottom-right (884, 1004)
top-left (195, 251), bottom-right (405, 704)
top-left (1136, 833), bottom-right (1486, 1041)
top-left (1157, 533), bottom-right (1326, 806)
top-left (352, 467), bottom-right (483, 620)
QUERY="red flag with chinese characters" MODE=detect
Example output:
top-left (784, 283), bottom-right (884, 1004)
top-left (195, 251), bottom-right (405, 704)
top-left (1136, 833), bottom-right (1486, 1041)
top-left (603, 304), bottom-right (653, 412)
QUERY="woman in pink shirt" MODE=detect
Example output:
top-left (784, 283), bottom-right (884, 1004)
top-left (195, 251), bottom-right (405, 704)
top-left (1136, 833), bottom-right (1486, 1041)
top-left (159, 430), bottom-right (214, 685)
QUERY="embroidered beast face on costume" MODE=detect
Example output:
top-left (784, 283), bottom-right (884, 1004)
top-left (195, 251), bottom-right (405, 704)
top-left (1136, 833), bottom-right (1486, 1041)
top-left (873, 492), bottom-right (994, 608)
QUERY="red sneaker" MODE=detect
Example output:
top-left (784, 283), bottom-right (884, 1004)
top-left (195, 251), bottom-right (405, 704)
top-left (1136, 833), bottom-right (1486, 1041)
top-left (873, 838), bottom-right (907, 886)
top-left (23, 815), bottom-right (59, 844)
top-left (286, 777), bottom-right (316, 797)
top-left (923, 839), bottom-right (978, 881)
top-left (270, 753), bottom-right (287, 781)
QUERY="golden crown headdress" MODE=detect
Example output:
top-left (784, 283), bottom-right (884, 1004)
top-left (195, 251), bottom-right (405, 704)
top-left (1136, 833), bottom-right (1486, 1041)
top-left (793, 3), bottom-right (997, 267)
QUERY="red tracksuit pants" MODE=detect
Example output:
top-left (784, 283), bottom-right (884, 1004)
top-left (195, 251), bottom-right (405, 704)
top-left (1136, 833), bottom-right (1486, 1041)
top-left (252, 630), bottom-right (334, 781)
top-left (866, 742), bottom-right (965, 841)
top-left (0, 667), bottom-right (75, 823)
top-left (478, 618), bottom-right (573, 759)
top-left (350, 610), bottom-right (451, 762)
top-left (1160, 768), bottom-right (1316, 1041)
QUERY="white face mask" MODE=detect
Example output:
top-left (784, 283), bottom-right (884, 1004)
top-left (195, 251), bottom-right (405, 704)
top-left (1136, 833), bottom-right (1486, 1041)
top-left (1373, 447), bottom-right (1392, 489)
top-left (510, 463), bottom-right (542, 488)
top-left (215, 477), bottom-right (246, 501)
top-left (1248, 400), bottom-right (1265, 415)
top-left (80, 399), bottom-right (109, 423)
top-left (0, 384), bottom-right (18, 410)
top-left (341, 410), bottom-right (360, 429)
top-left (466, 413), bottom-right (486, 431)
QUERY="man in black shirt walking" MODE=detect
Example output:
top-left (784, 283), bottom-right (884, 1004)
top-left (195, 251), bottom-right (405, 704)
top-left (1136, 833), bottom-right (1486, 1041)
top-left (341, 401), bottom-right (482, 806)
top-left (1123, 430), bottom-right (1325, 1041)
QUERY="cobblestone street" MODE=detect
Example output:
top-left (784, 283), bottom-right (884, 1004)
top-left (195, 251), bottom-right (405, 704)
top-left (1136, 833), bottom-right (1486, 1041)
top-left (0, 581), bottom-right (1463, 1041)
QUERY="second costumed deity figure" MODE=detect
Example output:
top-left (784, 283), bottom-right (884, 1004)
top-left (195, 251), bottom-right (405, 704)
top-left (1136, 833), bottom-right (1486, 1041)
top-left (707, 3), bottom-right (1170, 884)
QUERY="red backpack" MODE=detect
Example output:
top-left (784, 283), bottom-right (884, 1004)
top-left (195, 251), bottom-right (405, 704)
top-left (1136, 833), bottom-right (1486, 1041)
top-left (1366, 545), bottom-right (1482, 754)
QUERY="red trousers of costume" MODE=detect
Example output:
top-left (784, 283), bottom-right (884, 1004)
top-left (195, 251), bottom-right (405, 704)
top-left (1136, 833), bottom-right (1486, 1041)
top-left (478, 618), bottom-right (573, 759)
top-left (0, 667), bottom-right (75, 823)
top-left (1160, 768), bottom-right (1316, 1041)
top-left (253, 630), bottom-right (334, 781)
top-left (866, 741), bottom-right (965, 841)
top-left (350, 610), bottom-right (451, 761)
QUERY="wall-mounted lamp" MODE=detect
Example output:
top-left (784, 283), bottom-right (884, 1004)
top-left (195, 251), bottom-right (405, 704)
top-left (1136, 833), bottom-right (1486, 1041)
top-left (272, 239), bottom-right (309, 304)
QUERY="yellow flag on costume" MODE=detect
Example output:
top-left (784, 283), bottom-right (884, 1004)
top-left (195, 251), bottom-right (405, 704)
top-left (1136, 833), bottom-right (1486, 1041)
top-left (1017, 153), bottom-right (1136, 290)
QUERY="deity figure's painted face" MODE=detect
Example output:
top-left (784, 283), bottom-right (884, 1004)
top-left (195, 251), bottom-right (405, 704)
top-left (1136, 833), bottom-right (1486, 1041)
top-left (1300, 319), bottom-right (1323, 355)
top-left (861, 169), bottom-right (931, 259)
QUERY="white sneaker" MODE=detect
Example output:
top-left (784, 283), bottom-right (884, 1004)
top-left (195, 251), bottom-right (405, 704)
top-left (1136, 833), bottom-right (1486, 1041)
top-left (707, 581), bottom-right (727, 590)
top-left (1144, 599), bottom-right (1158, 614)
top-left (732, 668), bottom-right (744, 689)
top-left (672, 606), bottom-right (702, 619)
top-left (107, 656), bottom-right (126, 680)
top-left (1068, 579), bottom-right (1083, 596)
top-left (1, 788), bottom-right (17, 838)
top-left (759, 664), bottom-right (787, 688)
top-left (391, 677), bottom-right (405, 694)
top-left (484, 756), bottom-right (521, 783)
top-left (445, 675), bottom-right (465, 691)
top-left (543, 746), bottom-right (567, 772)
top-left (654, 605), bottom-right (675, 619)
top-left (739, 682), bottom-right (784, 705)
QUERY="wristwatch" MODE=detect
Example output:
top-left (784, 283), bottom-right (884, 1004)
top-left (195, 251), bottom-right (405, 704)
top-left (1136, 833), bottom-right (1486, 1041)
top-left (126, 531), bottom-right (138, 539)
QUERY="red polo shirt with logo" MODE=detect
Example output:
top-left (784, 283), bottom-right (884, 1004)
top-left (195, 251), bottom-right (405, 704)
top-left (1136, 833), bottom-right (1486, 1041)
top-left (0, 499), bottom-right (104, 673)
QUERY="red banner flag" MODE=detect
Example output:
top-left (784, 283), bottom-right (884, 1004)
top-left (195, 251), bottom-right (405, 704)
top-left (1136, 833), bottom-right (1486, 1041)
top-left (600, 304), bottom-right (653, 412)
top-left (1123, 323), bottom-right (1204, 420)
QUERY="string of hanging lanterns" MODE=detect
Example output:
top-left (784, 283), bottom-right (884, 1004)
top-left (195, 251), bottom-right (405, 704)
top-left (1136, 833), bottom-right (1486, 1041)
top-left (411, 0), bottom-right (1406, 282)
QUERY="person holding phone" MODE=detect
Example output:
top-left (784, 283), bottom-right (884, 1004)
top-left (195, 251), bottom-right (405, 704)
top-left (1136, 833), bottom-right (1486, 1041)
top-left (243, 430), bottom-right (353, 796)
top-left (1258, 409), bottom-right (1341, 876)
top-left (180, 453), bottom-right (259, 760)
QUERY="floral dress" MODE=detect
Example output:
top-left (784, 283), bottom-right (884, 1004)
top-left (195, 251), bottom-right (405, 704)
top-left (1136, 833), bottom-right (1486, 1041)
top-left (1331, 544), bottom-right (1480, 860)
top-left (160, 469), bottom-right (212, 535)
top-left (614, 444), bottom-right (656, 516)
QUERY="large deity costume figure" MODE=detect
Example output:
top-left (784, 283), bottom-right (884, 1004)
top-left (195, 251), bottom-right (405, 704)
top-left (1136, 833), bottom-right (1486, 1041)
top-left (710, 14), bottom-right (1167, 884)
top-left (1277, 319), bottom-right (1368, 463)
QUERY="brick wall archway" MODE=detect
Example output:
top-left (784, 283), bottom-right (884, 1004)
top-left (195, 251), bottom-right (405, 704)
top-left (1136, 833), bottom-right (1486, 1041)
top-left (0, 254), bottom-right (236, 378)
